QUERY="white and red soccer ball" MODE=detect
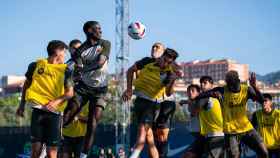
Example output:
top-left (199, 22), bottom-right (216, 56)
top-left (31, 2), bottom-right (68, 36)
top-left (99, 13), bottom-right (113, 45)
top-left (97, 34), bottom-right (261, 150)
top-left (128, 21), bottom-right (146, 40)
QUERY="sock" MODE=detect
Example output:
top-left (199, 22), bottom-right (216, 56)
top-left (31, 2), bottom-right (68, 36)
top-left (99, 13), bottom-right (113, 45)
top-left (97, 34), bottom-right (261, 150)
top-left (129, 149), bottom-right (141, 158)
top-left (80, 153), bottom-right (87, 158)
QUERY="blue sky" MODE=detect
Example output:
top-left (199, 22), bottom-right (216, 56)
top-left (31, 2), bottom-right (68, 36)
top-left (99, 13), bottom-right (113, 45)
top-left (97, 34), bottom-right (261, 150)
top-left (1, 0), bottom-right (280, 76)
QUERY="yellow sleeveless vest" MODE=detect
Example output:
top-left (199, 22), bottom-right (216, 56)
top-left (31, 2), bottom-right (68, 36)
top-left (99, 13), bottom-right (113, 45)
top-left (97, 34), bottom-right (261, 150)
top-left (25, 59), bottom-right (67, 112)
top-left (133, 62), bottom-right (172, 100)
top-left (222, 84), bottom-right (253, 133)
top-left (63, 103), bottom-right (89, 137)
top-left (199, 97), bottom-right (223, 136)
top-left (256, 109), bottom-right (280, 149)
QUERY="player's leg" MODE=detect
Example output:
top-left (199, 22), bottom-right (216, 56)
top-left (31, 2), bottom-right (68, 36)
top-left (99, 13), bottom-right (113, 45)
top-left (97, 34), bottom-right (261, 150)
top-left (73, 137), bottom-right (85, 158)
top-left (181, 136), bottom-right (204, 158)
top-left (146, 127), bottom-right (159, 158)
top-left (204, 136), bottom-right (224, 158)
top-left (60, 136), bottom-right (74, 158)
top-left (225, 134), bottom-right (241, 158)
top-left (241, 129), bottom-right (268, 158)
top-left (154, 101), bottom-right (175, 158)
top-left (130, 97), bottom-right (159, 158)
top-left (30, 108), bottom-right (45, 158)
top-left (82, 105), bottom-right (102, 153)
top-left (45, 111), bottom-right (63, 158)
top-left (63, 92), bottom-right (88, 127)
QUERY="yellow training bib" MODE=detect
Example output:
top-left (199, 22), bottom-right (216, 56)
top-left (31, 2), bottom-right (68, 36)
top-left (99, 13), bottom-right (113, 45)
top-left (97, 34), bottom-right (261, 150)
top-left (63, 103), bottom-right (89, 137)
top-left (222, 84), bottom-right (253, 133)
top-left (256, 109), bottom-right (280, 149)
top-left (134, 62), bottom-right (172, 100)
top-left (199, 97), bottom-right (223, 136)
top-left (25, 59), bottom-right (67, 112)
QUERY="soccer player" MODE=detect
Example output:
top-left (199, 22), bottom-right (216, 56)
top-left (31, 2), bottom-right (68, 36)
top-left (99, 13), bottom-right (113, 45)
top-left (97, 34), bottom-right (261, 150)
top-left (198, 76), bottom-right (224, 158)
top-left (122, 48), bottom-right (179, 158)
top-left (252, 93), bottom-right (280, 158)
top-left (149, 42), bottom-right (181, 158)
top-left (196, 71), bottom-right (268, 158)
top-left (181, 84), bottom-right (204, 158)
top-left (62, 21), bottom-right (111, 158)
top-left (60, 104), bottom-right (89, 158)
top-left (16, 40), bottom-right (74, 158)
top-left (66, 39), bottom-right (82, 70)
top-left (59, 39), bottom-right (86, 158)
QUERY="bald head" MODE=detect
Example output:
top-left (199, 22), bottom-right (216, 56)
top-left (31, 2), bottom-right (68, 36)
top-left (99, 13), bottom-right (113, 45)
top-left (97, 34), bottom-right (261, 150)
top-left (151, 42), bottom-right (165, 59)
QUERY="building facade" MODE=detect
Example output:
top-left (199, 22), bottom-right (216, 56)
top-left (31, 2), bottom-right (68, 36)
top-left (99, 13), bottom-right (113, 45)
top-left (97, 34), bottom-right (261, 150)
top-left (181, 59), bottom-right (249, 83)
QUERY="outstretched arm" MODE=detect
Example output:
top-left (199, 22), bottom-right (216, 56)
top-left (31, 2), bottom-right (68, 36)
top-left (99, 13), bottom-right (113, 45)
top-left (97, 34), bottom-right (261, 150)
top-left (196, 87), bottom-right (224, 100)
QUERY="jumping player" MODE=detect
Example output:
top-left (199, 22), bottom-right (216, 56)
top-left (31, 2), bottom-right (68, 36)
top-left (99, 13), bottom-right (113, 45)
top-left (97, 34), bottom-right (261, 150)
top-left (62, 21), bottom-right (111, 158)
top-left (123, 48), bottom-right (179, 158)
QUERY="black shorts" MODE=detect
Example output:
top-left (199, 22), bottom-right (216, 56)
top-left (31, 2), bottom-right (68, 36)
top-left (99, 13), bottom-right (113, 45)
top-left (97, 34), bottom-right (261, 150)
top-left (75, 81), bottom-right (107, 109)
top-left (63, 83), bottom-right (107, 127)
top-left (225, 129), bottom-right (264, 157)
top-left (154, 101), bottom-right (176, 129)
top-left (31, 108), bottom-right (62, 146)
top-left (268, 148), bottom-right (280, 158)
top-left (133, 97), bottom-right (160, 125)
top-left (185, 135), bottom-right (224, 158)
top-left (203, 136), bottom-right (225, 158)
top-left (60, 135), bottom-right (84, 157)
top-left (184, 134), bottom-right (205, 157)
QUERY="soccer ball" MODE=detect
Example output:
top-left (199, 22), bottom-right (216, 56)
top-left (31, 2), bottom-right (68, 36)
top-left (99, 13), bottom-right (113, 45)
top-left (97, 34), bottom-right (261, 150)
top-left (128, 21), bottom-right (146, 40)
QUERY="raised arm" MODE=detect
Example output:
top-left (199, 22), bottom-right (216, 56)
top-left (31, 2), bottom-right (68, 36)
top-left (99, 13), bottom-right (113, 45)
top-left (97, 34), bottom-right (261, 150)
top-left (248, 72), bottom-right (264, 104)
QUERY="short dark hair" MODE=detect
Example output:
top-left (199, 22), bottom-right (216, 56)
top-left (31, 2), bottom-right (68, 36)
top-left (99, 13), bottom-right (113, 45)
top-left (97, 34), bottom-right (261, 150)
top-left (163, 48), bottom-right (179, 60)
top-left (187, 84), bottom-right (201, 93)
top-left (47, 40), bottom-right (68, 56)
top-left (69, 39), bottom-right (81, 48)
top-left (226, 70), bottom-right (239, 81)
top-left (200, 76), bottom-right (214, 84)
top-left (83, 21), bottom-right (99, 34)
top-left (263, 93), bottom-right (272, 101)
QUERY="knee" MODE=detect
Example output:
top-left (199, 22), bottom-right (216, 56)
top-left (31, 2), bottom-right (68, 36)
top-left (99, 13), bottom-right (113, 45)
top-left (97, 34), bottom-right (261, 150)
top-left (146, 133), bottom-right (154, 145)
top-left (155, 128), bottom-right (169, 142)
